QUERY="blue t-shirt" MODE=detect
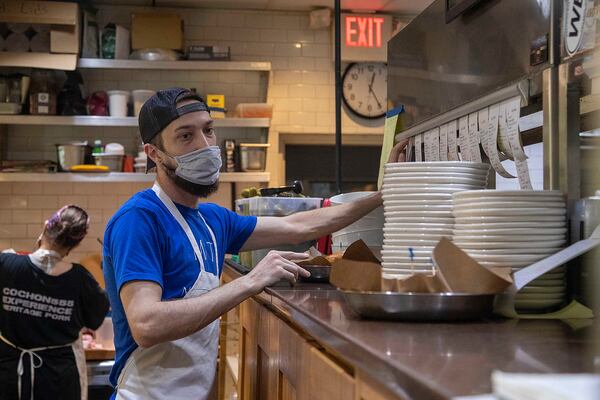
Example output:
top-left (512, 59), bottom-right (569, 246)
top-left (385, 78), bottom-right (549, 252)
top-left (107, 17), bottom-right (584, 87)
top-left (102, 189), bottom-right (256, 388)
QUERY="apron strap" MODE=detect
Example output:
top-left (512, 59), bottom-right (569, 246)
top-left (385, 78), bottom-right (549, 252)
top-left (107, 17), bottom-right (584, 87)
top-left (0, 333), bottom-right (73, 400)
top-left (152, 182), bottom-right (219, 275)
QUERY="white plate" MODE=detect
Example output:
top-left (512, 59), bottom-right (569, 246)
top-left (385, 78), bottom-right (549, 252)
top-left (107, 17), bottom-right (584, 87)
top-left (452, 190), bottom-right (563, 199)
top-left (382, 193), bottom-right (454, 200)
top-left (385, 161), bottom-right (490, 170)
top-left (382, 255), bottom-right (432, 262)
top-left (515, 293), bottom-right (565, 300)
top-left (385, 228), bottom-right (453, 235)
top-left (384, 205), bottom-right (454, 212)
top-left (454, 239), bottom-right (565, 249)
top-left (519, 286), bottom-right (567, 294)
top-left (384, 199), bottom-right (453, 206)
top-left (383, 240), bottom-right (443, 247)
top-left (388, 222), bottom-right (454, 230)
top-left (452, 200), bottom-right (565, 209)
top-left (382, 249), bottom-right (433, 257)
top-left (382, 187), bottom-right (482, 195)
top-left (452, 227), bottom-right (567, 235)
top-left (514, 299), bottom-right (565, 309)
top-left (383, 176), bottom-right (487, 185)
top-left (383, 172), bottom-right (489, 180)
top-left (453, 221), bottom-right (566, 229)
top-left (382, 269), bottom-right (433, 275)
top-left (382, 245), bottom-right (436, 252)
top-left (454, 215), bottom-right (566, 223)
top-left (464, 253), bottom-right (548, 262)
top-left (477, 260), bottom-right (549, 268)
top-left (452, 235), bottom-right (565, 242)
top-left (453, 208), bottom-right (566, 217)
top-left (459, 247), bottom-right (562, 255)
top-left (381, 262), bottom-right (433, 268)
top-left (385, 219), bottom-right (455, 226)
top-left (385, 211), bottom-right (455, 218)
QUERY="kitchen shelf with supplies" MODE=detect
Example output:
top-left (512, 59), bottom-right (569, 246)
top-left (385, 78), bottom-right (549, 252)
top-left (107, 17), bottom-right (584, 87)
top-left (0, 172), bottom-right (270, 183)
top-left (77, 58), bottom-right (271, 72)
top-left (0, 115), bottom-right (271, 128)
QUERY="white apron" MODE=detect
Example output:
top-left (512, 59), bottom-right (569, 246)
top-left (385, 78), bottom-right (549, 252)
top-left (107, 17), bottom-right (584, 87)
top-left (0, 333), bottom-right (81, 400)
top-left (115, 182), bottom-right (220, 400)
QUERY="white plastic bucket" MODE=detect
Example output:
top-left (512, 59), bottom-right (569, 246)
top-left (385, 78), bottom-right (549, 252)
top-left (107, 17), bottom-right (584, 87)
top-left (107, 90), bottom-right (130, 117)
top-left (330, 192), bottom-right (384, 251)
top-left (132, 89), bottom-right (156, 117)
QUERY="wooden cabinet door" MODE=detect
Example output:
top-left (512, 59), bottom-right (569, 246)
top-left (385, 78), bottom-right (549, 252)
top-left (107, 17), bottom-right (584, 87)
top-left (240, 298), bottom-right (261, 400)
top-left (356, 371), bottom-right (405, 400)
top-left (302, 343), bottom-right (355, 400)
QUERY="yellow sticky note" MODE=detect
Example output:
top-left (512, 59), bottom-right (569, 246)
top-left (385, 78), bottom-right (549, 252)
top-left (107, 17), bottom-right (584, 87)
top-left (377, 107), bottom-right (404, 189)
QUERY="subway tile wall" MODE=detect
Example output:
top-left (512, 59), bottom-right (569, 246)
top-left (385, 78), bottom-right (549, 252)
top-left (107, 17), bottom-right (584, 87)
top-left (2, 7), bottom-right (407, 261)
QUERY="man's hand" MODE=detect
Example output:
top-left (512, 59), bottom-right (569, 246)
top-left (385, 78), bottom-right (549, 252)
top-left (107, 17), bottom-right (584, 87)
top-left (244, 251), bottom-right (310, 293)
top-left (387, 139), bottom-right (409, 164)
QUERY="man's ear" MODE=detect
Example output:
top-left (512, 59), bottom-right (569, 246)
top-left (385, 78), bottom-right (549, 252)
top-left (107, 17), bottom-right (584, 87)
top-left (144, 143), bottom-right (162, 167)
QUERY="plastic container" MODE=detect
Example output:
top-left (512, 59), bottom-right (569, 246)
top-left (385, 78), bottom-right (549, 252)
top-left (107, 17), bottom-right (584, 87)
top-left (330, 192), bottom-right (384, 255)
top-left (93, 154), bottom-right (123, 171)
top-left (236, 196), bottom-right (322, 267)
top-left (132, 89), bottom-right (156, 117)
top-left (236, 197), bottom-right (322, 217)
top-left (107, 90), bottom-right (129, 117)
top-left (56, 143), bottom-right (91, 172)
top-left (239, 143), bottom-right (269, 172)
top-left (234, 103), bottom-right (273, 118)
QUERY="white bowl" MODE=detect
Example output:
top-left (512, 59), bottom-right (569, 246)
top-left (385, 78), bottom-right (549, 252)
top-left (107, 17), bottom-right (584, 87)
top-left (385, 211), bottom-right (455, 218)
top-left (382, 186), bottom-right (483, 195)
top-left (519, 286), bottom-right (567, 294)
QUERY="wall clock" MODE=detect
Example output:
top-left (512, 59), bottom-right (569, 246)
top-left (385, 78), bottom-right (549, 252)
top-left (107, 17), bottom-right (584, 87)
top-left (342, 62), bottom-right (387, 119)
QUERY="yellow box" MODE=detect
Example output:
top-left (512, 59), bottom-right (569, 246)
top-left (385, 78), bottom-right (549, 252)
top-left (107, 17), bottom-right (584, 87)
top-left (206, 94), bottom-right (225, 109)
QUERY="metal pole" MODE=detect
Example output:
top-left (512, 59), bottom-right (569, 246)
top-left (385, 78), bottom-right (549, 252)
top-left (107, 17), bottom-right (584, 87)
top-left (334, 0), bottom-right (343, 194)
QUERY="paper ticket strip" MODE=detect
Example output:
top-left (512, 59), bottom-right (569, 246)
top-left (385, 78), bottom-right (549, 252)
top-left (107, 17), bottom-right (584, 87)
top-left (439, 123), bottom-right (449, 161)
top-left (415, 133), bottom-right (423, 161)
top-left (458, 116), bottom-right (470, 161)
top-left (446, 120), bottom-right (459, 161)
top-left (480, 104), bottom-right (516, 179)
top-left (401, 95), bottom-right (531, 190)
top-left (467, 112), bottom-right (483, 163)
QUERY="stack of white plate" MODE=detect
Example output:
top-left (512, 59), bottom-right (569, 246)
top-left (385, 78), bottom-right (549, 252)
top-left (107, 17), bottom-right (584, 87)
top-left (452, 190), bottom-right (567, 311)
top-left (381, 162), bottom-right (490, 277)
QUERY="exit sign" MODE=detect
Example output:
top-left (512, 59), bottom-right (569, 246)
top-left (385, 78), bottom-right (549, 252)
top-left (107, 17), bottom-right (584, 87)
top-left (340, 13), bottom-right (392, 62)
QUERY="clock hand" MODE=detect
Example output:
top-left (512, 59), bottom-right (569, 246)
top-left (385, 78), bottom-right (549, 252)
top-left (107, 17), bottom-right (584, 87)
top-left (370, 87), bottom-right (383, 109)
top-left (369, 72), bottom-right (376, 89)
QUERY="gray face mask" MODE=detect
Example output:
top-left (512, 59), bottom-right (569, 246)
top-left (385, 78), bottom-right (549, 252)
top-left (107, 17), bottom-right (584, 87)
top-left (162, 145), bottom-right (222, 185)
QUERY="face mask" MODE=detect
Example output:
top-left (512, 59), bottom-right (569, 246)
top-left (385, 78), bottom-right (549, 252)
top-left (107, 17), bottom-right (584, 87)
top-left (161, 146), bottom-right (222, 186)
top-left (29, 248), bottom-right (63, 274)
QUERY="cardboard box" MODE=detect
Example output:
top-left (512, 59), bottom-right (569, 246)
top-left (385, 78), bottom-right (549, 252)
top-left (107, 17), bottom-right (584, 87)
top-left (0, 1), bottom-right (80, 70)
top-left (131, 12), bottom-right (183, 50)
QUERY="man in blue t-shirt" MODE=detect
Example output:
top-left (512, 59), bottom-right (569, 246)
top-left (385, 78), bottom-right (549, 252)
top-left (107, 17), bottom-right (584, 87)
top-left (103, 87), bottom-right (407, 399)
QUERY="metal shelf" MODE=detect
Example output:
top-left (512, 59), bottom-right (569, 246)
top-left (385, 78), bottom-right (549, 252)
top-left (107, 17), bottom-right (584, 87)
top-left (0, 172), bottom-right (270, 183)
top-left (0, 115), bottom-right (270, 128)
top-left (77, 58), bottom-right (271, 71)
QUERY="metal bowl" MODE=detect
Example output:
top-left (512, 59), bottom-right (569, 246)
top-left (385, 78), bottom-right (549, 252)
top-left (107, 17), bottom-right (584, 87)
top-left (299, 265), bottom-right (331, 283)
top-left (340, 290), bottom-right (495, 321)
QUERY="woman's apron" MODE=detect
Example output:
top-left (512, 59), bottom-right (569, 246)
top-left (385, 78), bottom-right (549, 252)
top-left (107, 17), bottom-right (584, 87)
top-left (115, 182), bottom-right (220, 400)
top-left (0, 333), bottom-right (82, 400)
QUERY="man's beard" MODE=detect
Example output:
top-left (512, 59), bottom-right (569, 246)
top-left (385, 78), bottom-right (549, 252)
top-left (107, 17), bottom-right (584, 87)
top-left (163, 165), bottom-right (219, 198)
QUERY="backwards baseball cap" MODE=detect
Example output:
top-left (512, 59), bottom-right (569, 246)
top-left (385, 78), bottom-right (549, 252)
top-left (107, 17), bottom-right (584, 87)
top-left (138, 87), bottom-right (210, 171)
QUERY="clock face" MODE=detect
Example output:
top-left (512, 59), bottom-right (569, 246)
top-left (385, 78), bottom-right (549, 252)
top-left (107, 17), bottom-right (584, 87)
top-left (342, 62), bottom-right (387, 119)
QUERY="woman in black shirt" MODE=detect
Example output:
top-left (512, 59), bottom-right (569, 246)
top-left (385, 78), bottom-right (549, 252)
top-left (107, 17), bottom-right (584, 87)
top-left (0, 205), bottom-right (110, 400)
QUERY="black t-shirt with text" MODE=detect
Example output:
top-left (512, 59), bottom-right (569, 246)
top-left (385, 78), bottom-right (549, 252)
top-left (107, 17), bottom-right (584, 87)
top-left (0, 253), bottom-right (109, 349)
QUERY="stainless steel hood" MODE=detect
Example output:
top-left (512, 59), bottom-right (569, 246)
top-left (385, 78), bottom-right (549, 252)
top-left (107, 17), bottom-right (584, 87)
top-left (387, 0), bottom-right (554, 132)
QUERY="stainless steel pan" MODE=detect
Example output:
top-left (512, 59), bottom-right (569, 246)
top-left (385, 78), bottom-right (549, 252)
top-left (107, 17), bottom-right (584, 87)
top-left (342, 226), bottom-right (600, 321)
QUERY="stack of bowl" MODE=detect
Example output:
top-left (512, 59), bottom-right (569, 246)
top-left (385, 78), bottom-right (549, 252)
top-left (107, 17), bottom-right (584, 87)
top-left (452, 190), bottom-right (567, 311)
top-left (381, 162), bottom-right (490, 277)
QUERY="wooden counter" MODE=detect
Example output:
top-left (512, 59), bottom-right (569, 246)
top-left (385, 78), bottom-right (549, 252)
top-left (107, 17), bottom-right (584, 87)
top-left (219, 262), bottom-right (599, 400)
